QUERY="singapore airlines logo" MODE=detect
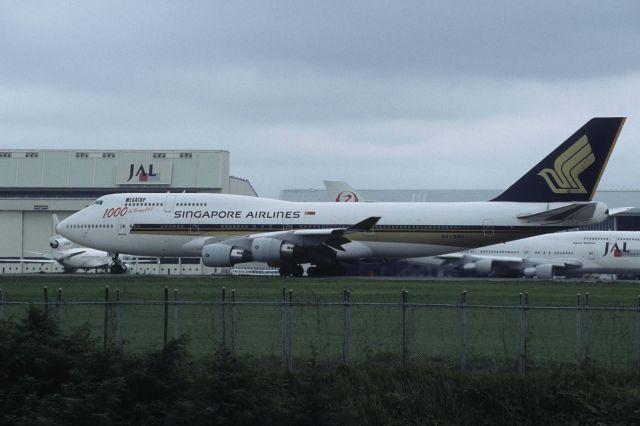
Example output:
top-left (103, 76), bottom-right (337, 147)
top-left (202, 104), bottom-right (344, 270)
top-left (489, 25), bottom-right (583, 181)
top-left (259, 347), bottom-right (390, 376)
top-left (538, 135), bottom-right (595, 194)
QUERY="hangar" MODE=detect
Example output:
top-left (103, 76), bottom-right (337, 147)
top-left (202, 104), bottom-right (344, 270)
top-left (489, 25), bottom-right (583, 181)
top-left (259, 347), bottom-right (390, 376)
top-left (0, 149), bottom-right (256, 274)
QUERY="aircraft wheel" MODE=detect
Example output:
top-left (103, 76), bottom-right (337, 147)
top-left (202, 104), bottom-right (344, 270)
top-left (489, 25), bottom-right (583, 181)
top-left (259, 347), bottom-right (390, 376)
top-left (110, 262), bottom-right (125, 274)
top-left (293, 264), bottom-right (304, 277)
top-left (279, 265), bottom-right (291, 277)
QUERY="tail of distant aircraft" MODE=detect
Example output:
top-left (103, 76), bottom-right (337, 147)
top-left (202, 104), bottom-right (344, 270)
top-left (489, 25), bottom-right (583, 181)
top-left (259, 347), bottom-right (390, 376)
top-left (492, 117), bottom-right (625, 202)
top-left (52, 214), bottom-right (59, 235)
top-left (324, 180), bottom-right (364, 202)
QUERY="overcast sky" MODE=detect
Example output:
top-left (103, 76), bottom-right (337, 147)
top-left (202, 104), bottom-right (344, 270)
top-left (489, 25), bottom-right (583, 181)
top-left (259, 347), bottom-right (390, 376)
top-left (1, 1), bottom-right (639, 198)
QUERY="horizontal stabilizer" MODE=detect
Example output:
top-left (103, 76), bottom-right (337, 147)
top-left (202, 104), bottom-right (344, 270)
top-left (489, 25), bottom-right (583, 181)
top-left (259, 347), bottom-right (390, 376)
top-left (609, 207), bottom-right (634, 216)
top-left (517, 203), bottom-right (596, 222)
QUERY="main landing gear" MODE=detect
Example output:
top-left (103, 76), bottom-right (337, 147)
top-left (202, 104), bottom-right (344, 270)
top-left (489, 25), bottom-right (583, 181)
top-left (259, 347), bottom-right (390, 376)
top-left (279, 263), bottom-right (304, 277)
top-left (277, 262), bottom-right (347, 277)
top-left (306, 263), bottom-right (346, 277)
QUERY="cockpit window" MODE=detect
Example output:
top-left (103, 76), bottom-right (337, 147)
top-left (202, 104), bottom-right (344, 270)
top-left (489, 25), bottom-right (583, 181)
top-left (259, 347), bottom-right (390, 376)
top-left (93, 200), bottom-right (103, 205)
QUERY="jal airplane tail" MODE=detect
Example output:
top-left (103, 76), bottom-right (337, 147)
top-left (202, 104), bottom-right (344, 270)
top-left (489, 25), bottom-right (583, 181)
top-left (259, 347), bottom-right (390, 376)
top-left (324, 180), bottom-right (364, 202)
top-left (492, 117), bottom-right (626, 202)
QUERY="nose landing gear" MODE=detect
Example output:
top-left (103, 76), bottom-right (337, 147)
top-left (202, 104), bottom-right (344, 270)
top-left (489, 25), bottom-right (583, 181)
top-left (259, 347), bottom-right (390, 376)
top-left (109, 253), bottom-right (126, 274)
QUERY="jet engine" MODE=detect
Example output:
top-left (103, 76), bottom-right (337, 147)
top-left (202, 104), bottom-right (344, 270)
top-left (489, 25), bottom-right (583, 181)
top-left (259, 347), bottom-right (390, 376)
top-left (202, 243), bottom-right (253, 267)
top-left (473, 259), bottom-right (494, 276)
top-left (49, 237), bottom-right (71, 249)
top-left (523, 264), bottom-right (554, 279)
top-left (462, 259), bottom-right (493, 276)
top-left (251, 237), bottom-right (295, 264)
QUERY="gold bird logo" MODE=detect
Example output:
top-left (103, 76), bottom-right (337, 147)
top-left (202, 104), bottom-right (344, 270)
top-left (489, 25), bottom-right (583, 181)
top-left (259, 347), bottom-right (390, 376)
top-left (538, 135), bottom-right (595, 194)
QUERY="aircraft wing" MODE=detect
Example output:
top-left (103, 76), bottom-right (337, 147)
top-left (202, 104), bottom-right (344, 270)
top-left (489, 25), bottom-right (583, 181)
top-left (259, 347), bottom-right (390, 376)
top-left (248, 216), bottom-right (381, 247)
top-left (57, 250), bottom-right (87, 260)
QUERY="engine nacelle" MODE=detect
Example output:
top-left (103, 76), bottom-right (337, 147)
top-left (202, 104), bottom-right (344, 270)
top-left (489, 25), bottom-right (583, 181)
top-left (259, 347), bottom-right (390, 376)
top-left (523, 264), bottom-right (554, 279)
top-left (251, 238), bottom-right (295, 264)
top-left (49, 237), bottom-right (71, 249)
top-left (462, 259), bottom-right (493, 276)
top-left (534, 264), bottom-right (554, 279)
top-left (202, 244), bottom-right (252, 267)
top-left (473, 259), bottom-right (494, 276)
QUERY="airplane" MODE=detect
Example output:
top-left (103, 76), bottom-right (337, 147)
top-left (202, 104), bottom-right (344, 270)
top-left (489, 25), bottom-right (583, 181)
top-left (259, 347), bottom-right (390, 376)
top-left (21, 215), bottom-right (130, 274)
top-left (324, 180), bottom-right (365, 202)
top-left (408, 230), bottom-right (640, 279)
top-left (56, 117), bottom-right (625, 277)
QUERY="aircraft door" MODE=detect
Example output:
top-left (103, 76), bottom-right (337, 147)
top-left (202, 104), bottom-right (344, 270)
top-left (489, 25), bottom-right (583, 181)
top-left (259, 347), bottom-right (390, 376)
top-left (164, 194), bottom-right (176, 212)
top-left (482, 219), bottom-right (494, 237)
top-left (190, 218), bottom-right (200, 239)
top-left (118, 218), bottom-right (129, 236)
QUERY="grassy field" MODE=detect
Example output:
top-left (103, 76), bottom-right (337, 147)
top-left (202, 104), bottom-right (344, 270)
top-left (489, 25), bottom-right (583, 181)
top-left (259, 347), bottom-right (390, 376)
top-left (1, 274), bottom-right (640, 305)
top-left (1, 274), bottom-right (639, 370)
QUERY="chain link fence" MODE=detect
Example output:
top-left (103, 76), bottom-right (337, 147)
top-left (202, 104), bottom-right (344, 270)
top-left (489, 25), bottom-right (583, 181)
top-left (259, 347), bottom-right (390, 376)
top-left (1, 287), bottom-right (639, 372)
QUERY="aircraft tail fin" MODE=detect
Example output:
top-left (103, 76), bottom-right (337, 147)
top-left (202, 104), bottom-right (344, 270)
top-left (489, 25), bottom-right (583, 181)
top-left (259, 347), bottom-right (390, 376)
top-left (52, 214), bottom-right (60, 235)
top-left (492, 117), bottom-right (625, 202)
top-left (324, 180), bottom-right (364, 202)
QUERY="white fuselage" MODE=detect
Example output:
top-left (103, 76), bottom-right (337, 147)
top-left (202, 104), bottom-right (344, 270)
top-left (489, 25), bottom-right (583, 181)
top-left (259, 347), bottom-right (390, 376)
top-left (57, 193), bottom-right (608, 262)
top-left (464, 231), bottom-right (640, 275)
top-left (54, 247), bottom-right (113, 271)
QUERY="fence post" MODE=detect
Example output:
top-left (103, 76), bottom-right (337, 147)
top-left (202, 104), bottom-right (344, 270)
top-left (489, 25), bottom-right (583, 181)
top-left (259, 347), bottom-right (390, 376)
top-left (281, 287), bottom-right (286, 369)
top-left (402, 289), bottom-right (409, 366)
top-left (103, 286), bottom-right (110, 351)
top-left (460, 290), bottom-right (467, 372)
top-left (636, 295), bottom-right (640, 369)
top-left (343, 289), bottom-right (350, 365)
top-left (221, 287), bottom-right (227, 347)
top-left (173, 289), bottom-right (179, 340)
top-left (43, 286), bottom-right (49, 320)
top-left (231, 289), bottom-right (237, 355)
top-left (518, 293), bottom-right (524, 374)
top-left (0, 288), bottom-right (3, 320)
top-left (163, 286), bottom-right (169, 347)
top-left (287, 289), bottom-right (293, 371)
top-left (115, 289), bottom-right (121, 348)
top-left (576, 293), bottom-right (581, 371)
top-left (56, 288), bottom-right (63, 327)
top-left (584, 292), bottom-right (590, 364)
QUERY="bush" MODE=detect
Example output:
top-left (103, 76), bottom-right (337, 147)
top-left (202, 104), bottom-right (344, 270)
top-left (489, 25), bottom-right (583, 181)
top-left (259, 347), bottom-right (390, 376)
top-left (1, 307), bottom-right (639, 425)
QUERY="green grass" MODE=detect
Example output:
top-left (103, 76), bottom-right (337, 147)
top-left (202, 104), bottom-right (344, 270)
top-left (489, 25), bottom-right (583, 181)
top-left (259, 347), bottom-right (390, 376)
top-left (1, 274), bottom-right (639, 369)
top-left (1, 274), bottom-right (640, 305)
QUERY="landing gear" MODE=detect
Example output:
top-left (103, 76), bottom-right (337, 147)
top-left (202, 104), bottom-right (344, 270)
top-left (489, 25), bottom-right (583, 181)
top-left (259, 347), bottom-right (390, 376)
top-left (109, 253), bottom-right (126, 274)
top-left (307, 263), bottom-right (346, 277)
top-left (279, 263), bottom-right (304, 277)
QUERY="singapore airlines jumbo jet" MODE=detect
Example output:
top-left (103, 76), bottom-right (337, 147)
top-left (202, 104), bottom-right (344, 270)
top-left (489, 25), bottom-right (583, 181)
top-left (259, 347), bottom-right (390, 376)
top-left (58, 118), bottom-right (625, 276)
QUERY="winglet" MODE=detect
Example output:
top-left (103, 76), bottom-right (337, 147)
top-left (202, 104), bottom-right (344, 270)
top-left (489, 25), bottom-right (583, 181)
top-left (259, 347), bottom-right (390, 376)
top-left (345, 216), bottom-right (381, 233)
top-left (492, 117), bottom-right (625, 202)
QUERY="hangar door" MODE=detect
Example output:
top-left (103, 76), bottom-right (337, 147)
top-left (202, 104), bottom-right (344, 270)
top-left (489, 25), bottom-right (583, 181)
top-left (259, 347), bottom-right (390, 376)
top-left (23, 212), bottom-right (57, 257)
top-left (0, 212), bottom-right (23, 257)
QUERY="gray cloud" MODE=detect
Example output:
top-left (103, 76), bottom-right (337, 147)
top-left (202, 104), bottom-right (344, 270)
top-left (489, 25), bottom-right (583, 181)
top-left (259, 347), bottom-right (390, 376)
top-left (0, 1), bottom-right (639, 197)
